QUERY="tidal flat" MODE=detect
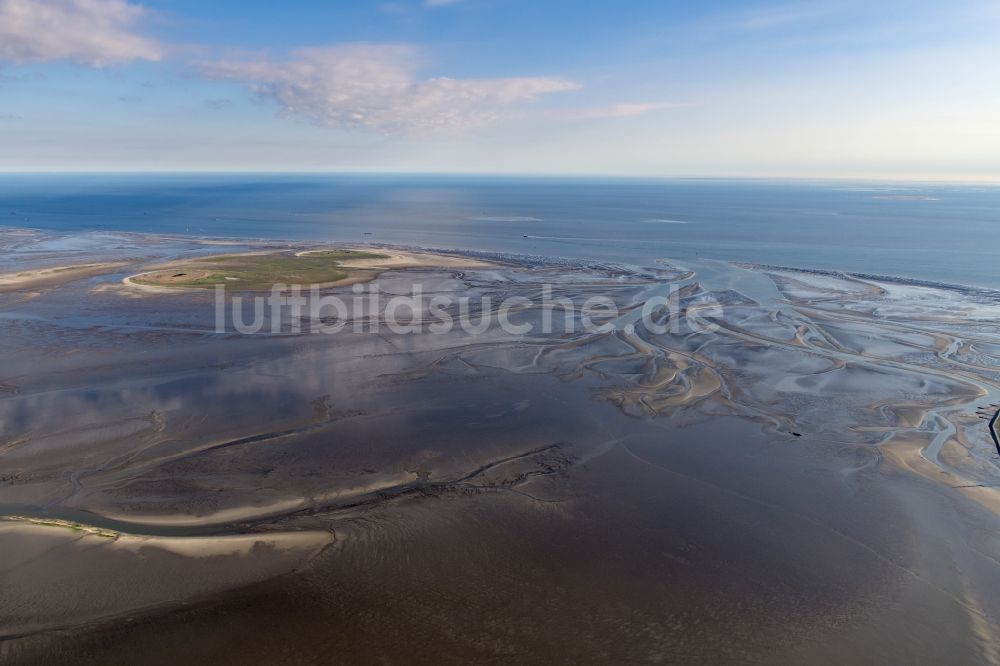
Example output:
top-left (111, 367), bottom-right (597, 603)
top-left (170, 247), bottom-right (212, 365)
top-left (2, 229), bottom-right (1000, 663)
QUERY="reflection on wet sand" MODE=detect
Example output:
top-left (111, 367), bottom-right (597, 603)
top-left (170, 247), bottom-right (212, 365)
top-left (2, 231), bottom-right (1000, 663)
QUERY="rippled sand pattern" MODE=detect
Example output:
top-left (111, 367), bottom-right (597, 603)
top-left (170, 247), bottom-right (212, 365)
top-left (2, 231), bottom-right (1000, 664)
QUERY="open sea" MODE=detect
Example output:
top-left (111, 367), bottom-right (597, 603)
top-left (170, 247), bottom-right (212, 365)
top-left (1, 174), bottom-right (998, 289)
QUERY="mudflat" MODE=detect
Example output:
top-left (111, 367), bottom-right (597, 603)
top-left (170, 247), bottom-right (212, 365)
top-left (2, 230), bottom-right (1000, 664)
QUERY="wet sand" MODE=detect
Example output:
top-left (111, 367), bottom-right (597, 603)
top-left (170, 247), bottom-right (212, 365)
top-left (2, 230), bottom-right (1000, 663)
top-left (0, 263), bottom-right (130, 293)
top-left (297, 246), bottom-right (495, 269)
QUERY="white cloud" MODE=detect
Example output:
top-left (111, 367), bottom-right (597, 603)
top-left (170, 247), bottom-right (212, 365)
top-left (0, 0), bottom-right (161, 67)
top-left (566, 102), bottom-right (682, 120)
top-left (736, 2), bottom-right (838, 31)
top-left (204, 45), bottom-right (581, 135)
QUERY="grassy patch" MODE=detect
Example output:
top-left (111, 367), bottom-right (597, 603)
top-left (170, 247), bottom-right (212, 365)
top-left (134, 249), bottom-right (387, 291)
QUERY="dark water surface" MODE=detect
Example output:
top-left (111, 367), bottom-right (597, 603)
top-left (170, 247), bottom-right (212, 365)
top-left (2, 174), bottom-right (998, 288)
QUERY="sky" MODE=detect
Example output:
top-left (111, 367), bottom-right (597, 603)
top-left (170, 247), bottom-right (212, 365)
top-left (0, 0), bottom-right (998, 179)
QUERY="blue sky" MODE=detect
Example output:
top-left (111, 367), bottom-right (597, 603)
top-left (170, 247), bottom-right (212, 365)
top-left (1, 0), bottom-right (998, 179)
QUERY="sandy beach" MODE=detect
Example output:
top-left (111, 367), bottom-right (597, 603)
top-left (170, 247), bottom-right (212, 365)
top-left (0, 262), bottom-right (129, 293)
top-left (296, 246), bottom-right (495, 269)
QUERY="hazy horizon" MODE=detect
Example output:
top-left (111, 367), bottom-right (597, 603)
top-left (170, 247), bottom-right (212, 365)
top-left (2, 171), bottom-right (1000, 186)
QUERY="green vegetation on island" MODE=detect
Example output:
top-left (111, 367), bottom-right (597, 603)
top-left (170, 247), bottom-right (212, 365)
top-left (131, 249), bottom-right (388, 291)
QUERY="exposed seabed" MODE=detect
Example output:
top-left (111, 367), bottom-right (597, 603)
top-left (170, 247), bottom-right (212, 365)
top-left (2, 229), bottom-right (1000, 663)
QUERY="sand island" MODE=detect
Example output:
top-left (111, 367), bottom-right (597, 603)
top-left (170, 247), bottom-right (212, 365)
top-left (125, 247), bottom-right (493, 292)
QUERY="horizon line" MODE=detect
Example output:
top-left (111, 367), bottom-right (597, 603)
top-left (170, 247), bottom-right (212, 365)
top-left (0, 170), bottom-right (999, 186)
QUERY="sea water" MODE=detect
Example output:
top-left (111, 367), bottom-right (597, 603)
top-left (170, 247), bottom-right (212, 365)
top-left (1, 174), bottom-right (998, 289)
